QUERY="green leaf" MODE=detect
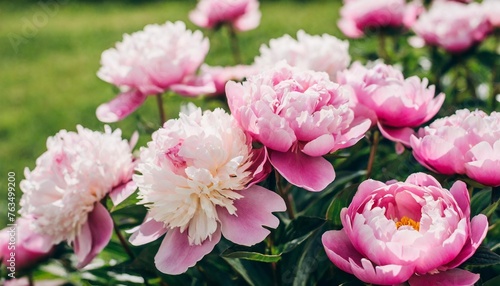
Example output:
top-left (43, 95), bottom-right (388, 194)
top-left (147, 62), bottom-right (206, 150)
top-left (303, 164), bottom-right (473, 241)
top-left (221, 245), bottom-right (281, 263)
top-left (326, 184), bottom-right (359, 226)
top-left (470, 189), bottom-right (492, 217)
top-left (292, 225), bottom-right (330, 286)
top-left (222, 257), bottom-right (273, 286)
top-left (277, 216), bottom-right (326, 254)
top-left (483, 274), bottom-right (500, 286)
top-left (110, 192), bottom-right (140, 213)
top-left (462, 246), bottom-right (500, 267)
top-left (481, 198), bottom-right (500, 218)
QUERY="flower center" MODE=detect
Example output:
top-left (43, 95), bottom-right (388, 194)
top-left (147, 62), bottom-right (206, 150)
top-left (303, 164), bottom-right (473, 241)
top-left (395, 216), bottom-right (420, 231)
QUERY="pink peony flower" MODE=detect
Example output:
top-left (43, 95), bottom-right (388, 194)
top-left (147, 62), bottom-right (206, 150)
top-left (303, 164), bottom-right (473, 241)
top-left (411, 109), bottom-right (500, 187)
top-left (323, 173), bottom-right (488, 285)
top-left (337, 62), bottom-right (444, 152)
top-left (253, 30), bottom-right (351, 81)
top-left (226, 62), bottom-right (371, 192)
top-left (483, 0), bottom-right (500, 27)
top-left (411, 1), bottom-right (492, 53)
top-left (189, 0), bottom-right (261, 31)
top-left (19, 125), bottom-right (137, 268)
top-left (200, 64), bottom-right (258, 96)
top-left (130, 104), bottom-right (285, 275)
top-left (96, 21), bottom-right (215, 123)
top-left (338, 0), bottom-right (422, 38)
top-left (0, 217), bottom-right (54, 271)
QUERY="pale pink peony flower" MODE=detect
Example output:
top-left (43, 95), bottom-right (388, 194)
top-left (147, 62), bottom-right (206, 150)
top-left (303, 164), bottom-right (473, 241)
top-left (200, 64), bottom-right (258, 96)
top-left (323, 173), bottom-right (488, 285)
top-left (411, 1), bottom-right (492, 53)
top-left (19, 125), bottom-right (137, 268)
top-left (337, 62), bottom-right (444, 152)
top-left (226, 62), bottom-right (371, 192)
top-left (189, 0), bottom-right (261, 31)
top-left (130, 104), bottom-right (285, 275)
top-left (0, 217), bottom-right (54, 270)
top-left (338, 0), bottom-right (422, 38)
top-left (411, 109), bottom-right (500, 187)
top-left (96, 21), bottom-right (214, 123)
top-left (253, 30), bottom-right (351, 81)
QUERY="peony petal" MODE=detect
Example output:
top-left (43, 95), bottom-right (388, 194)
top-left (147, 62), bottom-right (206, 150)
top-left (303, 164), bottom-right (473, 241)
top-left (247, 147), bottom-right (271, 186)
top-left (444, 214), bottom-right (488, 269)
top-left (170, 74), bottom-right (216, 97)
top-left (322, 230), bottom-right (364, 275)
top-left (337, 19), bottom-right (364, 38)
top-left (405, 172), bottom-right (442, 188)
top-left (154, 227), bottom-right (221, 275)
top-left (408, 268), bottom-right (479, 286)
top-left (269, 149), bottom-right (335, 192)
top-left (465, 159), bottom-right (500, 187)
top-left (423, 92), bottom-right (445, 123)
top-left (75, 203), bottom-right (114, 268)
top-left (302, 134), bottom-right (335, 157)
top-left (109, 180), bottom-right (137, 206)
top-left (349, 257), bottom-right (414, 285)
top-left (96, 89), bottom-right (147, 123)
top-left (218, 185), bottom-right (286, 246)
top-left (449, 180), bottom-right (470, 218)
top-left (378, 123), bottom-right (415, 147)
top-left (129, 214), bottom-right (168, 246)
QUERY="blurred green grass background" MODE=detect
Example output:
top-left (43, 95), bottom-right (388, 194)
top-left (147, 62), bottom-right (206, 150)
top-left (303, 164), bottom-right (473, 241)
top-left (0, 0), bottom-right (344, 226)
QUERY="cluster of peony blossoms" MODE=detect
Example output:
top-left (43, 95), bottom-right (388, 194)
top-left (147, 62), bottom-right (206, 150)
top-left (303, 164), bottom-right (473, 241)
top-left (18, 125), bottom-right (137, 268)
top-left (411, 1), bottom-right (493, 53)
top-left (130, 105), bottom-right (286, 274)
top-left (227, 62), bottom-right (371, 192)
top-left (337, 0), bottom-right (422, 38)
top-left (189, 0), bottom-right (261, 31)
top-left (337, 62), bottom-right (444, 153)
top-left (323, 173), bottom-right (488, 285)
top-left (411, 109), bottom-right (500, 187)
top-left (9, 0), bottom-right (500, 283)
top-left (96, 21), bottom-right (214, 123)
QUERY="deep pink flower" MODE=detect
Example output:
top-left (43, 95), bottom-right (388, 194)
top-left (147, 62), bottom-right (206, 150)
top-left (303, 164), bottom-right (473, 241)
top-left (337, 62), bottom-right (444, 152)
top-left (338, 0), bottom-right (422, 38)
top-left (130, 105), bottom-right (285, 275)
top-left (96, 21), bottom-right (214, 122)
top-left (323, 173), bottom-right (488, 285)
top-left (411, 109), bottom-right (500, 187)
top-left (0, 217), bottom-right (53, 270)
top-left (253, 30), bottom-right (350, 81)
top-left (20, 126), bottom-right (137, 268)
top-left (411, 1), bottom-right (492, 53)
top-left (189, 0), bottom-right (261, 31)
top-left (226, 62), bottom-right (371, 192)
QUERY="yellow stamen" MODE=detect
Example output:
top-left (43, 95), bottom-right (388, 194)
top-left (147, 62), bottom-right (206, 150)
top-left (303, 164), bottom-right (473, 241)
top-left (395, 216), bottom-right (420, 231)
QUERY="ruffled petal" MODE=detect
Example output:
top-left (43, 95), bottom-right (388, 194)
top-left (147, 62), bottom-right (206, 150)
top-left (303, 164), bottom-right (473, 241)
top-left (218, 185), bottom-right (285, 246)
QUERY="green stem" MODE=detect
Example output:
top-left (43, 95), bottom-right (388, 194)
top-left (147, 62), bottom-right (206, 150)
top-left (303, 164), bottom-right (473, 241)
top-left (377, 30), bottom-right (389, 63)
top-left (28, 272), bottom-right (34, 286)
top-left (366, 131), bottom-right (380, 179)
top-left (156, 93), bottom-right (166, 126)
top-left (275, 171), bottom-right (295, 219)
top-left (112, 219), bottom-right (152, 286)
top-left (227, 25), bottom-right (243, 64)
